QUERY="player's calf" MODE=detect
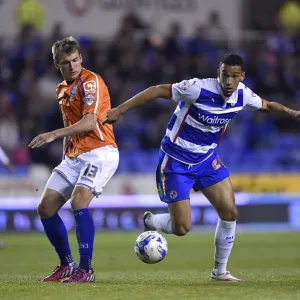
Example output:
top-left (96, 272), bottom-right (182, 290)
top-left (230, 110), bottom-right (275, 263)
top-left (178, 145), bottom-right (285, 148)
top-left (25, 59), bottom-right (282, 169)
top-left (143, 212), bottom-right (174, 234)
top-left (143, 211), bottom-right (191, 235)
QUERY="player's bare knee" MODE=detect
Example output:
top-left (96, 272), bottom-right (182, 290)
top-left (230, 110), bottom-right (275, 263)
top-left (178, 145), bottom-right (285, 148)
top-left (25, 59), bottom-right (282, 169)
top-left (37, 200), bottom-right (57, 218)
top-left (173, 223), bottom-right (191, 236)
top-left (70, 194), bottom-right (88, 210)
top-left (71, 186), bottom-right (94, 210)
top-left (37, 202), bottom-right (46, 218)
top-left (220, 206), bottom-right (238, 221)
top-left (37, 188), bottom-right (66, 218)
top-left (228, 205), bottom-right (238, 221)
top-left (70, 196), bottom-right (81, 210)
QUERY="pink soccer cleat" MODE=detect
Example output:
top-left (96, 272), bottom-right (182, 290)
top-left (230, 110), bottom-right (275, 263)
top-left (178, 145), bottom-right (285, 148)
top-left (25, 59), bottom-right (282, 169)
top-left (61, 268), bottom-right (95, 283)
top-left (42, 265), bottom-right (77, 282)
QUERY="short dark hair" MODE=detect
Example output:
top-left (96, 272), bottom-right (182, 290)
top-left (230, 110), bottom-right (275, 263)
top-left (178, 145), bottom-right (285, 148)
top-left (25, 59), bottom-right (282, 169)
top-left (220, 54), bottom-right (244, 71)
top-left (52, 36), bottom-right (80, 63)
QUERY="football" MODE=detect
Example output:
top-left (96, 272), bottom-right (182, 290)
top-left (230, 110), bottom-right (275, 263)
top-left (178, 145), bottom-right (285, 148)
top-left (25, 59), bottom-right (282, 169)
top-left (134, 231), bottom-right (168, 264)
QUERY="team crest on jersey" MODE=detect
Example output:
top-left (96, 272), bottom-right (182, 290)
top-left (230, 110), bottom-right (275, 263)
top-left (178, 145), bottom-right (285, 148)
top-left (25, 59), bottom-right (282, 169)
top-left (179, 80), bottom-right (190, 91)
top-left (84, 80), bottom-right (97, 93)
top-left (84, 94), bottom-right (95, 106)
top-left (170, 190), bottom-right (178, 199)
top-left (71, 85), bottom-right (78, 96)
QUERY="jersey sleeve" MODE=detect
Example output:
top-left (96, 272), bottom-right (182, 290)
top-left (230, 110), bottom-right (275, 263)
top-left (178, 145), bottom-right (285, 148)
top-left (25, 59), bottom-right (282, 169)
top-left (81, 74), bottom-right (101, 115)
top-left (243, 86), bottom-right (263, 111)
top-left (171, 78), bottom-right (201, 104)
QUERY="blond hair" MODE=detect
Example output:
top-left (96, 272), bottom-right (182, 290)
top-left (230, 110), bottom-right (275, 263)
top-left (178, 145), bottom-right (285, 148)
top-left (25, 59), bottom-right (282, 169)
top-left (52, 36), bottom-right (80, 63)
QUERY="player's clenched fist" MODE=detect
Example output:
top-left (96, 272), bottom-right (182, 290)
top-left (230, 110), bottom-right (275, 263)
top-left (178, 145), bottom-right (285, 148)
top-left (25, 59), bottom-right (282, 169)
top-left (103, 108), bottom-right (122, 125)
top-left (28, 132), bottom-right (57, 148)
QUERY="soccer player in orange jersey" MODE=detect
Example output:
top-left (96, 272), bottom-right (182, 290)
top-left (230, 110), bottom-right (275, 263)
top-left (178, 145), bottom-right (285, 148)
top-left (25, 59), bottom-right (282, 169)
top-left (29, 37), bottom-right (119, 283)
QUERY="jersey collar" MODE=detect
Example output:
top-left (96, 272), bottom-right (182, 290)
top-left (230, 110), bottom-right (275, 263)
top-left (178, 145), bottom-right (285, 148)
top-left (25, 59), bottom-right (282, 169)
top-left (62, 68), bottom-right (84, 86)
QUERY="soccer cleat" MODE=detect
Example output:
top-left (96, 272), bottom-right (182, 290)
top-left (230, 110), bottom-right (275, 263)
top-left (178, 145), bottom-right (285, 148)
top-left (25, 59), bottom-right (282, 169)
top-left (42, 264), bottom-right (77, 282)
top-left (143, 211), bottom-right (153, 231)
top-left (61, 268), bottom-right (95, 283)
top-left (210, 271), bottom-right (244, 282)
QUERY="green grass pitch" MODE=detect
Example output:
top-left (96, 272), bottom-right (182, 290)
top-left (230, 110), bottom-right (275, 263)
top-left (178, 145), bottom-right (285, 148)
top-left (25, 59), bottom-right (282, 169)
top-left (1, 231), bottom-right (300, 300)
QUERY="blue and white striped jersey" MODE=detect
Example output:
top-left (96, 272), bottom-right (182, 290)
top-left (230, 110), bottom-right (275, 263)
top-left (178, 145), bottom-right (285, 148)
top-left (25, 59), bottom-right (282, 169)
top-left (161, 78), bottom-right (263, 165)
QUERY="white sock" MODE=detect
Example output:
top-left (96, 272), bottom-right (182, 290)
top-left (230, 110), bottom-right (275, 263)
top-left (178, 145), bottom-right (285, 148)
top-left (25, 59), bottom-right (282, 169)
top-left (146, 213), bottom-right (173, 234)
top-left (213, 218), bottom-right (236, 275)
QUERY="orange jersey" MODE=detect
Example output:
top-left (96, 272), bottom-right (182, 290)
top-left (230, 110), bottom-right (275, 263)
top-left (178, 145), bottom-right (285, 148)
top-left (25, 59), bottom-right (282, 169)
top-left (56, 68), bottom-right (117, 157)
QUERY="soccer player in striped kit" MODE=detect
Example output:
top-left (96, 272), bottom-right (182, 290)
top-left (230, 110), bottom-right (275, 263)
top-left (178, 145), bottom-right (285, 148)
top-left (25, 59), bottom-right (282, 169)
top-left (103, 54), bottom-right (300, 281)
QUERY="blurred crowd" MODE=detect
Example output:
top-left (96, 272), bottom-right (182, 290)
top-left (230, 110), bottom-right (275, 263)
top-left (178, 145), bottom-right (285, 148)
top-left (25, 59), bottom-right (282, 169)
top-left (1, 9), bottom-right (300, 174)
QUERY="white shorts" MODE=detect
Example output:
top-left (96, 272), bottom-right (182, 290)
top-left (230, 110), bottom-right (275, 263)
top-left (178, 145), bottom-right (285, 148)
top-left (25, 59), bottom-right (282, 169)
top-left (45, 146), bottom-right (119, 201)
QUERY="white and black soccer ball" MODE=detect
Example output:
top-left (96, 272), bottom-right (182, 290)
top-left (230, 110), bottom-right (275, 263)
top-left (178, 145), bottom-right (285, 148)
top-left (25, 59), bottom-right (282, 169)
top-left (134, 231), bottom-right (168, 264)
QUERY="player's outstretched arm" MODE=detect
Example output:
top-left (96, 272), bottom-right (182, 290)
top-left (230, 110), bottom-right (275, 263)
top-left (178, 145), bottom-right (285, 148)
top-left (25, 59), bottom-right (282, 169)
top-left (259, 99), bottom-right (299, 119)
top-left (29, 113), bottom-right (97, 149)
top-left (103, 84), bottom-right (171, 125)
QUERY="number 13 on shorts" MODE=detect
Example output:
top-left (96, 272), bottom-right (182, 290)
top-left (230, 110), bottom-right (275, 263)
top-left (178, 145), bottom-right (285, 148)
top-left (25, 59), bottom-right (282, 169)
top-left (82, 163), bottom-right (99, 179)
